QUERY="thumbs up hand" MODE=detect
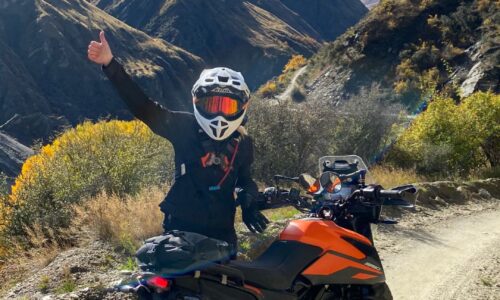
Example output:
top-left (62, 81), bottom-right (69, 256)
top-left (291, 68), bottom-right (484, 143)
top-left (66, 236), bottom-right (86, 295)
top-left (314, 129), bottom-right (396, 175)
top-left (87, 31), bottom-right (113, 66)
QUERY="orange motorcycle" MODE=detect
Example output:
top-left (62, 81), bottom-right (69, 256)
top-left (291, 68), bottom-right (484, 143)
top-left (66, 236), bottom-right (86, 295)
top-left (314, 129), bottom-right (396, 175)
top-left (119, 155), bottom-right (416, 300)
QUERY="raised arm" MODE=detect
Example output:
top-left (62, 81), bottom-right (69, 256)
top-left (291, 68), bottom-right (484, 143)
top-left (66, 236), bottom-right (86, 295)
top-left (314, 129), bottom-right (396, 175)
top-left (102, 58), bottom-right (174, 136)
top-left (88, 31), bottom-right (183, 140)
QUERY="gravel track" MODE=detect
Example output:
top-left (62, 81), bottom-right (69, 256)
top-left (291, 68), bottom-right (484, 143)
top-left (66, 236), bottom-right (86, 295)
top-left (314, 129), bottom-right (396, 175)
top-left (379, 208), bottom-right (500, 300)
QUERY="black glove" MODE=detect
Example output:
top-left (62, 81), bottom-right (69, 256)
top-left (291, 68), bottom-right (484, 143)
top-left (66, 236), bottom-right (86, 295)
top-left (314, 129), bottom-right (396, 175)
top-left (240, 194), bottom-right (270, 233)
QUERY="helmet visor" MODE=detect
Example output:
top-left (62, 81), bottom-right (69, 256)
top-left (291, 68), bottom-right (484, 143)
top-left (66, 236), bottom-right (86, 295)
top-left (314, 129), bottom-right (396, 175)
top-left (195, 96), bottom-right (244, 117)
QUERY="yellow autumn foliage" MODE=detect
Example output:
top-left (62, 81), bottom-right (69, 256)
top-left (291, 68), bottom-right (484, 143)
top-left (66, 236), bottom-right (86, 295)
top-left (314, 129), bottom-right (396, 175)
top-left (258, 81), bottom-right (278, 98)
top-left (1, 120), bottom-right (173, 247)
top-left (388, 92), bottom-right (500, 175)
top-left (283, 55), bottom-right (307, 73)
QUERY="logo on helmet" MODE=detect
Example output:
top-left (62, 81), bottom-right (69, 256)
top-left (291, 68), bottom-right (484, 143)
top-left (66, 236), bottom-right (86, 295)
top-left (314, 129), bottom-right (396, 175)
top-left (212, 87), bottom-right (233, 94)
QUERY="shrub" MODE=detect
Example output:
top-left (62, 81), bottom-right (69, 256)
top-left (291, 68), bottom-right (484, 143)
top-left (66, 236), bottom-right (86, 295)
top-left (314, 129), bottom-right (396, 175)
top-left (388, 91), bottom-right (500, 176)
top-left (2, 120), bottom-right (172, 241)
top-left (248, 99), bottom-right (331, 181)
top-left (476, 0), bottom-right (493, 12)
top-left (258, 81), bottom-right (278, 98)
top-left (283, 55), bottom-right (307, 73)
top-left (461, 91), bottom-right (500, 167)
top-left (248, 85), bottom-right (402, 182)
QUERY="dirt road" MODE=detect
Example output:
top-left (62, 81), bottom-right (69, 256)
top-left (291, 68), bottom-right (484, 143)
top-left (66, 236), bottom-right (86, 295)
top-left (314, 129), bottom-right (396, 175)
top-left (379, 209), bottom-right (500, 300)
top-left (277, 66), bottom-right (307, 101)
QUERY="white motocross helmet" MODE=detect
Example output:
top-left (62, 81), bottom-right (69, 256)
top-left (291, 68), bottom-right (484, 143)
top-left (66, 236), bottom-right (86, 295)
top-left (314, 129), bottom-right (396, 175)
top-left (192, 67), bottom-right (251, 141)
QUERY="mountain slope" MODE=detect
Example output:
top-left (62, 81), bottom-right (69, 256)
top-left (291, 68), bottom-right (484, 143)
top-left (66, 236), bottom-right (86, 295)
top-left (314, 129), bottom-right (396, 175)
top-left (92, 0), bottom-right (367, 89)
top-left (279, 0), bottom-right (368, 40)
top-left (0, 0), bottom-right (203, 145)
top-left (300, 0), bottom-right (499, 107)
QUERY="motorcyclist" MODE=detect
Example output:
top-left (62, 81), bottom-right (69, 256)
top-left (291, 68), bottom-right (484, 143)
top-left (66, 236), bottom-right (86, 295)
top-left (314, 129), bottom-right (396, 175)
top-left (87, 31), bottom-right (269, 250)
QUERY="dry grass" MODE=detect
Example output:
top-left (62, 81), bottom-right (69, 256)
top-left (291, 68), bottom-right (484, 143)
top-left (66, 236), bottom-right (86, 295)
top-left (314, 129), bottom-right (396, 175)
top-left (74, 187), bottom-right (165, 255)
top-left (370, 165), bottom-right (425, 188)
top-left (0, 224), bottom-right (70, 297)
top-left (0, 187), bottom-right (165, 297)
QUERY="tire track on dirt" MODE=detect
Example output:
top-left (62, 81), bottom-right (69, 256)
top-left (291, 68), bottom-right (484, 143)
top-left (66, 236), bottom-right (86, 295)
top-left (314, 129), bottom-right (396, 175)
top-left (380, 209), bottom-right (500, 300)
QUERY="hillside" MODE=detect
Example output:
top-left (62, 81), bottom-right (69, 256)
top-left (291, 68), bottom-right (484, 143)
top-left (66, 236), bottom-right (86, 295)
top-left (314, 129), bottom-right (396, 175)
top-left (91, 0), bottom-right (368, 89)
top-left (279, 0), bottom-right (369, 40)
top-left (0, 0), bottom-right (203, 145)
top-left (298, 0), bottom-right (499, 107)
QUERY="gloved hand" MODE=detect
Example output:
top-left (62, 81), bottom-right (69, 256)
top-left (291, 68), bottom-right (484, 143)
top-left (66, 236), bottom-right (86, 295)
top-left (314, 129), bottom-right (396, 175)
top-left (240, 194), bottom-right (270, 233)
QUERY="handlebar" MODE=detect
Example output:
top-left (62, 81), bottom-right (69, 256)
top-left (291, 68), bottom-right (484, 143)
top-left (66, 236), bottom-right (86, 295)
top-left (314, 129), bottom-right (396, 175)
top-left (257, 175), bottom-right (416, 222)
top-left (379, 189), bottom-right (403, 199)
top-left (257, 187), bottom-right (312, 212)
top-left (338, 169), bottom-right (366, 180)
top-left (273, 175), bottom-right (299, 182)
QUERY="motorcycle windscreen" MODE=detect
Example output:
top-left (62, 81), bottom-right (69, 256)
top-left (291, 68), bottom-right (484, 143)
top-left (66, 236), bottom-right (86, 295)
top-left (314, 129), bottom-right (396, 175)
top-left (319, 155), bottom-right (375, 183)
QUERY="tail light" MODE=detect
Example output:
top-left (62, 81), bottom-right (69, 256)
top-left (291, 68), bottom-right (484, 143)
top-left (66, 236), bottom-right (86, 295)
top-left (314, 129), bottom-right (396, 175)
top-left (147, 276), bottom-right (171, 290)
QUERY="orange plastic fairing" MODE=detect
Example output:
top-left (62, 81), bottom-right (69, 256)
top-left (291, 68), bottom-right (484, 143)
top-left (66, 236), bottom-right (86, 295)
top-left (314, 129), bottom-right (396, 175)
top-left (302, 252), bottom-right (382, 276)
top-left (352, 273), bottom-right (378, 280)
top-left (279, 219), bottom-right (372, 259)
top-left (243, 284), bottom-right (263, 296)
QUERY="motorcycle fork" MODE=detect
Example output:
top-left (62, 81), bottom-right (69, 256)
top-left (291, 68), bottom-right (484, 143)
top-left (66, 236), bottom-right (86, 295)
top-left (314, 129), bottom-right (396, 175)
top-left (352, 218), bottom-right (374, 243)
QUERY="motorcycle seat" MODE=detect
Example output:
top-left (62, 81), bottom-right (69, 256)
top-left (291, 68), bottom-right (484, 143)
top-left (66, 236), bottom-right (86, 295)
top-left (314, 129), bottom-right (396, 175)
top-left (229, 240), bottom-right (322, 291)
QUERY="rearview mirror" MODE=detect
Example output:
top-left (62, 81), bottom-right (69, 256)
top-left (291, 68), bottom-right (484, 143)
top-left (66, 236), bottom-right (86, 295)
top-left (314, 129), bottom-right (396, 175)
top-left (320, 172), bottom-right (341, 193)
top-left (299, 172), bottom-right (342, 195)
top-left (298, 173), bottom-right (317, 190)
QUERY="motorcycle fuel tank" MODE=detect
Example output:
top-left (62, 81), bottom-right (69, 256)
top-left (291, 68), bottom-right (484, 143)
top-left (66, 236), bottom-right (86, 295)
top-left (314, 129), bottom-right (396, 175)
top-left (279, 219), bottom-right (385, 285)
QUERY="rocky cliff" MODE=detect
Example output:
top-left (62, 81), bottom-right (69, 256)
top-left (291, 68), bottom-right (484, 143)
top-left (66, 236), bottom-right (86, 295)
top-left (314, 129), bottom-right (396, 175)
top-left (0, 132), bottom-right (33, 178)
top-left (92, 0), bottom-right (368, 89)
top-left (300, 0), bottom-right (499, 107)
top-left (0, 0), bottom-right (203, 145)
top-left (361, 0), bottom-right (379, 9)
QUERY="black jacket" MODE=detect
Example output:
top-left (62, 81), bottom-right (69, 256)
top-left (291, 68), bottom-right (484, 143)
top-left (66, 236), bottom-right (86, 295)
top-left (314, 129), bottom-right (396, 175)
top-left (103, 58), bottom-right (258, 240)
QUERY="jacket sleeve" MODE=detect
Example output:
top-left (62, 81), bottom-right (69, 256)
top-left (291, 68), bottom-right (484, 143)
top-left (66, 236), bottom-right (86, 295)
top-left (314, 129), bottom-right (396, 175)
top-left (236, 136), bottom-right (259, 199)
top-left (102, 57), bottom-right (183, 141)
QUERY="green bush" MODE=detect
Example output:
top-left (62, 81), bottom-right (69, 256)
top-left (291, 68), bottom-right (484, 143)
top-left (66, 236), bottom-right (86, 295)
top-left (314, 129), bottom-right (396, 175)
top-left (248, 85), bottom-right (401, 182)
top-left (388, 91), bottom-right (499, 176)
top-left (3, 120), bottom-right (173, 239)
top-left (248, 99), bottom-right (331, 181)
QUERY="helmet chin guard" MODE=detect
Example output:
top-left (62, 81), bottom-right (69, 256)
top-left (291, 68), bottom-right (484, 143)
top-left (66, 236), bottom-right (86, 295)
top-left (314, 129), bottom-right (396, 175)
top-left (194, 107), bottom-right (246, 140)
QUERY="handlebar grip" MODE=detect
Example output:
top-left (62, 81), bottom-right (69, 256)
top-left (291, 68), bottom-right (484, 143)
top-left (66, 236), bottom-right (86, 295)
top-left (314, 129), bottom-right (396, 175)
top-left (274, 175), bottom-right (299, 182)
top-left (379, 189), bottom-right (403, 199)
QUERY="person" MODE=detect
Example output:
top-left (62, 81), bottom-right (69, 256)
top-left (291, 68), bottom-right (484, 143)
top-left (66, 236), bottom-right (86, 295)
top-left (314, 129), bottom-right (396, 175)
top-left (87, 31), bottom-right (268, 250)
